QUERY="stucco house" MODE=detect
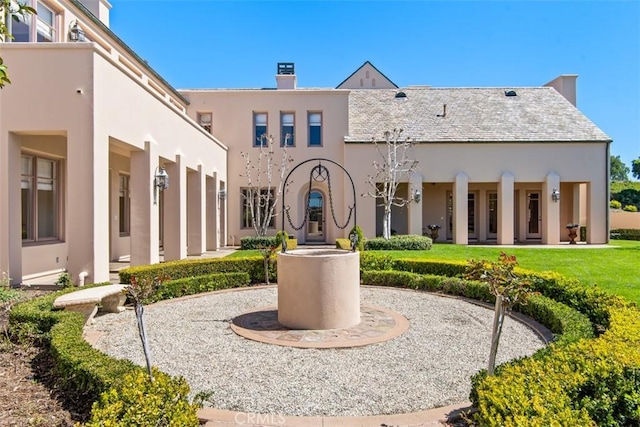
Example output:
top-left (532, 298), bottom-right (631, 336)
top-left (1, 0), bottom-right (611, 286)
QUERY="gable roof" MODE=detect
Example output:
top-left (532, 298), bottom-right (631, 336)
top-left (346, 87), bottom-right (611, 143)
top-left (336, 61), bottom-right (398, 89)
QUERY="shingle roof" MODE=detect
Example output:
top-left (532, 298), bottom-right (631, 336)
top-left (346, 87), bottom-right (611, 143)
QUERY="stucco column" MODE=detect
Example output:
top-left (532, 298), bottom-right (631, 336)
top-left (587, 180), bottom-right (608, 244)
top-left (187, 165), bottom-right (206, 255)
top-left (163, 154), bottom-right (187, 261)
top-left (498, 172), bottom-right (515, 245)
top-left (67, 129), bottom-right (110, 285)
top-left (542, 172), bottom-right (561, 244)
top-left (0, 132), bottom-right (23, 284)
top-left (206, 172), bottom-right (219, 251)
top-left (130, 141), bottom-right (160, 266)
top-left (408, 173), bottom-right (423, 236)
top-left (453, 173), bottom-right (468, 245)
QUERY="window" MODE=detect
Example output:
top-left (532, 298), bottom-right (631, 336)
top-left (308, 112), bottom-right (322, 146)
top-left (197, 112), bottom-right (212, 134)
top-left (21, 154), bottom-right (59, 242)
top-left (9, 1), bottom-right (58, 42)
top-left (241, 188), bottom-right (275, 229)
top-left (281, 112), bottom-right (294, 146)
top-left (253, 112), bottom-right (268, 146)
top-left (119, 175), bottom-right (130, 236)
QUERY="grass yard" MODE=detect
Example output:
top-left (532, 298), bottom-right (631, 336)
top-left (228, 240), bottom-right (640, 305)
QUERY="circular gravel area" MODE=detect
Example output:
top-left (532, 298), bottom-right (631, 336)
top-left (89, 286), bottom-right (546, 417)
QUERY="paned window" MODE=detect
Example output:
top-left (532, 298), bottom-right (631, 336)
top-left (308, 112), bottom-right (322, 146)
top-left (9, 1), bottom-right (57, 42)
top-left (241, 188), bottom-right (275, 229)
top-left (21, 154), bottom-right (59, 242)
top-left (281, 112), bottom-right (294, 147)
top-left (254, 112), bottom-right (268, 146)
top-left (197, 112), bottom-right (212, 133)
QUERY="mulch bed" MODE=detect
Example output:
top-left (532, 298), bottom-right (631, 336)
top-left (0, 290), bottom-right (81, 427)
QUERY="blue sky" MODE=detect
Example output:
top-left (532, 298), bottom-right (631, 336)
top-left (110, 0), bottom-right (639, 171)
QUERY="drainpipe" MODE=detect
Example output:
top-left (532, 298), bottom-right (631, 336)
top-left (78, 271), bottom-right (89, 287)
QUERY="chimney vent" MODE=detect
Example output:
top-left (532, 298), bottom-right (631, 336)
top-left (276, 62), bottom-right (297, 89)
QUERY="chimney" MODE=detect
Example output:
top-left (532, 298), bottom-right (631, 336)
top-left (77, 0), bottom-right (112, 26)
top-left (276, 62), bottom-right (297, 90)
top-left (544, 74), bottom-right (578, 106)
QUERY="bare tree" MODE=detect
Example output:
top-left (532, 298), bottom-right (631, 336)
top-left (362, 128), bottom-right (419, 239)
top-left (240, 134), bottom-right (293, 236)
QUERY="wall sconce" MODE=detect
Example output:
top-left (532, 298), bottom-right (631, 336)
top-left (68, 20), bottom-right (85, 42)
top-left (153, 166), bottom-right (169, 205)
top-left (551, 188), bottom-right (560, 202)
top-left (218, 190), bottom-right (226, 200)
top-left (412, 187), bottom-right (422, 203)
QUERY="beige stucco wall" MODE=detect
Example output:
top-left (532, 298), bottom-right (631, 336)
top-left (1, 43), bottom-right (227, 284)
top-left (345, 142), bottom-right (609, 243)
top-left (611, 211), bottom-right (640, 229)
top-left (182, 89), bottom-right (350, 244)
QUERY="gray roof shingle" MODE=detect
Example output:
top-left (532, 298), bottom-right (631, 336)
top-left (346, 87), bottom-right (611, 143)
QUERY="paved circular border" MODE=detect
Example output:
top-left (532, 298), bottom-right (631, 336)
top-left (230, 304), bottom-right (410, 348)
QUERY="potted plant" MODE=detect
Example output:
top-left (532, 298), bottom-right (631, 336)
top-left (426, 224), bottom-right (441, 241)
top-left (566, 223), bottom-right (580, 244)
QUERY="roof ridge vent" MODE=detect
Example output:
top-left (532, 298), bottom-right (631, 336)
top-left (505, 90), bottom-right (517, 97)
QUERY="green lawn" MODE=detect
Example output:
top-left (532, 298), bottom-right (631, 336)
top-left (226, 240), bottom-right (640, 305)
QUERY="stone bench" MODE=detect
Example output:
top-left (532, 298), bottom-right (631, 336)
top-left (53, 284), bottom-right (128, 325)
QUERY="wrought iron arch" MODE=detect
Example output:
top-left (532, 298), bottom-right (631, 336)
top-left (281, 158), bottom-right (357, 234)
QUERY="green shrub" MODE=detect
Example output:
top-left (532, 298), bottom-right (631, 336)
top-left (359, 252), bottom-right (395, 272)
top-left (611, 228), bottom-right (640, 241)
top-left (364, 234), bottom-right (432, 250)
top-left (85, 368), bottom-right (200, 427)
top-left (610, 200), bottom-right (622, 209)
top-left (240, 235), bottom-right (278, 250)
top-left (147, 272), bottom-right (250, 303)
top-left (120, 257), bottom-right (268, 285)
top-left (349, 225), bottom-right (365, 251)
top-left (274, 230), bottom-right (288, 245)
top-left (393, 258), bottom-right (467, 277)
top-left (623, 204), bottom-right (639, 212)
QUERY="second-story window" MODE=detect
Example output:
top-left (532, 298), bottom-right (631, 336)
top-left (281, 112), bottom-right (295, 147)
top-left (308, 112), bottom-right (322, 146)
top-left (197, 112), bottom-right (212, 134)
top-left (9, 1), bottom-right (58, 42)
top-left (254, 112), bottom-right (268, 146)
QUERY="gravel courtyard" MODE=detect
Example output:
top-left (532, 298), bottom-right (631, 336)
top-left (89, 286), bottom-right (546, 417)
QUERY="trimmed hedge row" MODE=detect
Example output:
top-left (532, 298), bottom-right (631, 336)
top-left (360, 254), bottom-right (640, 425)
top-left (8, 286), bottom-right (143, 407)
top-left (611, 228), bottom-right (640, 241)
top-left (364, 234), bottom-right (433, 250)
top-left (146, 272), bottom-right (250, 303)
top-left (361, 270), bottom-right (594, 345)
top-left (120, 257), bottom-right (270, 285)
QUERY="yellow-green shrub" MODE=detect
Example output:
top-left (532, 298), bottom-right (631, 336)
top-left (84, 368), bottom-right (200, 427)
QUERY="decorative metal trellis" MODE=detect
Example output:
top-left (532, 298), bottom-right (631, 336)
top-left (281, 158), bottom-right (357, 236)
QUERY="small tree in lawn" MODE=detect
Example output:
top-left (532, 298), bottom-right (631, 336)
top-left (465, 252), bottom-right (533, 375)
top-left (362, 128), bottom-right (419, 239)
top-left (240, 134), bottom-right (293, 237)
top-left (1, 0), bottom-right (36, 88)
